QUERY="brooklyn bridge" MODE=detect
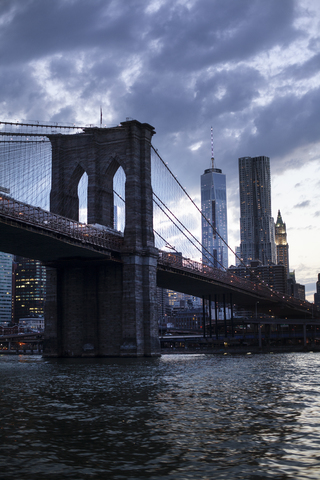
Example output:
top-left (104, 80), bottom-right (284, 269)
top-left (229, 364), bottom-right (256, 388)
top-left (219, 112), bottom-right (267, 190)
top-left (0, 119), bottom-right (317, 357)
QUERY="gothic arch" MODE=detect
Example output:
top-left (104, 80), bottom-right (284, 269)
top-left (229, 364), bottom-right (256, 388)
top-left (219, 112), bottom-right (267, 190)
top-left (49, 121), bottom-right (155, 245)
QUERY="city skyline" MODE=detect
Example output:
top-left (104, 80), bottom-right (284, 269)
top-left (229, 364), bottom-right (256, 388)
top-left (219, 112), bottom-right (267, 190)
top-left (0, 0), bottom-right (319, 300)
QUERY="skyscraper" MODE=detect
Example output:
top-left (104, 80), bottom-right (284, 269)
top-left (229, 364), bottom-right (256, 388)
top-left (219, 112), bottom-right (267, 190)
top-left (201, 149), bottom-right (228, 269)
top-left (0, 252), bottom-right (13, 324)
top-left (314, 274), bottom-right (320, 307)
top-left (239, 156), bottom-right (276, 265)
top-left (13, 257), bottom-right (46, 323)
top-left (275, 210), bottom-right (289, 275)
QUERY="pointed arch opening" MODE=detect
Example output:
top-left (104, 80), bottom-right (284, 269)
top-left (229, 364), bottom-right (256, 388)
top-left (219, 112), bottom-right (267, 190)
top-left (113, 166), bottom-right (125, 233)
top-left (78, 171), bottom-right (88, 224)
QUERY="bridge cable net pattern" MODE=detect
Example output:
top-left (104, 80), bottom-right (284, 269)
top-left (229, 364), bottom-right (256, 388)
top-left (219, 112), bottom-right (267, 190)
top-left (0, 121), bottom-right (124, 251)
top-left (151, 147), bottom-right (272, 297)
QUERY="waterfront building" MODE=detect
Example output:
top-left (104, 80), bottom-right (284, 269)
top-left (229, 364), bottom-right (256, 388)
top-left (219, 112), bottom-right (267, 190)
top-left (275, 210), bottom-right (289, 275)
top-left (239, 156), bottom-right (276, 265)
top-left (0, 252), bottom-right (13, 324)
top-left (18, 317), bottom-right (44, 331)
top-left (287, 271), bottom-right (305, 301)
top-left (228, 262), bottom-right (287, 295)
top-left (165, 308), bottom-right (203, 332)
top-left (201, 151), bottom-right (228, 269)
top-left (13, 256), bottom-right (46, 323)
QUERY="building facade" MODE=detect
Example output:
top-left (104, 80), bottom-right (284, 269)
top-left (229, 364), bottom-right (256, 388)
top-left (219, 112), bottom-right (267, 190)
top-left (287, 271), bottom-right (305, 301)
top-left (239, 156), bottom-right (276, 265)
top-left (13, 256), bottom-right (46, 323)
top-left (228, 262), bottom-right (287, 295)
top-left (165, 308), bottom-right (203, 332)
top-left (201, 160), bottom-right (228, 269)
top-left (19, 317), bottom-right (44, 331)
top-left (0, 252), bottom-right (13, 324)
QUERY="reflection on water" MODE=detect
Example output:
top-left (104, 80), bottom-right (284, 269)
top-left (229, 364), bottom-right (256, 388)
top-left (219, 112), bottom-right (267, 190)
top-left (1, 353), bottom-right (320, 479)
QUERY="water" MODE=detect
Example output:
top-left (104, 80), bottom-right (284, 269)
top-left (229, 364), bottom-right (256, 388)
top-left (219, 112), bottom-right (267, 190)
top-left (1, 353), bottom-right (320, 480)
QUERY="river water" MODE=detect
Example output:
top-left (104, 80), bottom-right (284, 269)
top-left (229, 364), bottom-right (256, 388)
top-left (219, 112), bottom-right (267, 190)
top-left (1, 352), bottom-right (320, 480)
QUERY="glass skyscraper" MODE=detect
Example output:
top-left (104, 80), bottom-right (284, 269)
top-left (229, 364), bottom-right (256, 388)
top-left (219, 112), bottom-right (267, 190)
top-left (239, 156), bottom-right (276, 265)
top-left (201, 161), bottom-right (228, 269)
top-left (0, 252), bottom-right (13, 324)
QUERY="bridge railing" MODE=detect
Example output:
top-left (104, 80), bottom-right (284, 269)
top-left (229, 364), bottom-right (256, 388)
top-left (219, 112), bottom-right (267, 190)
top-left (158, 251), bottom-right (314, 312)
top-left (0, 194), bottom-right (124, 251)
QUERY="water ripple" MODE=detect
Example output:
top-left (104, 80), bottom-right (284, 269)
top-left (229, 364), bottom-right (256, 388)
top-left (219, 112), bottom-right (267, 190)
top-left (1, 353), bottom-right (320, 479)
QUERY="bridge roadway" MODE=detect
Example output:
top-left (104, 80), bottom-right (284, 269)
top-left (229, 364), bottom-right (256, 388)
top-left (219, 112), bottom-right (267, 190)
top-left (0, 193), bottom-right (123, 262)
top-left (0, 194), bottom-right (317, 319)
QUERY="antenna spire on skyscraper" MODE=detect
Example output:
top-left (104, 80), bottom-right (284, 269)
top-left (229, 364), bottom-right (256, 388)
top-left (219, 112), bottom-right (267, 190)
top-left (211, 126), bottom-right (214, 169)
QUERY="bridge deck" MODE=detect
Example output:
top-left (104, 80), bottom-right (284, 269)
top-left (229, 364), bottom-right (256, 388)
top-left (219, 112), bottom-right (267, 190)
top-left (0, 194), bottom-right (317, 319)
top-left (157, 252), bottom-right (317, 318)
top-left (0, 194), bottom-right (123, 263)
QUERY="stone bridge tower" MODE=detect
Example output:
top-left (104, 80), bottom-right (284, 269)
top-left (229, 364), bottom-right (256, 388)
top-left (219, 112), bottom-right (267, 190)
top-left (44, 120), bottom-right (160, 357)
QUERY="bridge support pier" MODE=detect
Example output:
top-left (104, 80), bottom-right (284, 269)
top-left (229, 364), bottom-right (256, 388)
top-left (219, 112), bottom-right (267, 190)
top-left (121, 251), bottom-right (159, 356)
top-left (44, 263), bottom-right (123, 357)
top-left (44, 254), bottom-right (160, 357)
top-left (43, 120), bottom-right (160, 357)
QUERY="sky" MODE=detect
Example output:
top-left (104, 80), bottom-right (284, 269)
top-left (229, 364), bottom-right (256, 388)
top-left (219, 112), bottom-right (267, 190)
top-left (0, 0), bottom-right (320, 300)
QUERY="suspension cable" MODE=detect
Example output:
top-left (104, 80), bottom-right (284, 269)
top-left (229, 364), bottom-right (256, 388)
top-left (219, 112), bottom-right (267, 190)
top-left (151, 144), bottom-right (281, 294)
top-left (153, 192), bottom-right (226, 270)
top-left (151, 145), bottom-right (241, 265)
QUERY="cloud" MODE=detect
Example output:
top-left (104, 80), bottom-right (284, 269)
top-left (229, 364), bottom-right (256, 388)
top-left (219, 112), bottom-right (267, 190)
top-left (294, 200), bottom-right (310, 208)
top-left (0, 0), bottom-right (320, 290)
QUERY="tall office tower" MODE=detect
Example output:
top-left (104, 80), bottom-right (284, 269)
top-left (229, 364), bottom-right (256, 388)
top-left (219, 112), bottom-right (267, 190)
top-left (0, 252), bottom-right (13, 324)
top-left (235, 246), bottom-right (241, 266)
top-left (314, 274), bottom-right (320, 307)
top-left (201, 135), bottom-right (228, 269)
top-left (275, 210), bottom-right (289, 275)
top-left (13, 257), bottom-right (46, 323)
top-left (239, 156), bottom-right (276, 265)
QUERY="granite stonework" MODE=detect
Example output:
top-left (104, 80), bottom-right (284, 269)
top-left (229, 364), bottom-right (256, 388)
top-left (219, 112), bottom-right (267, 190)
top-left (43, 120), bottom-right (160, 357)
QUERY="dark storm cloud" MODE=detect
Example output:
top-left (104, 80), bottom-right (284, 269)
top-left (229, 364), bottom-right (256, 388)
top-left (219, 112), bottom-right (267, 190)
top-left (0, 0), bottom-right (319, 190)
top-left (147, 0), bottom-right (298, 71)
top-left (0, 0), bottom-right (147, 65)
top-left (235, 86), bottom-right (320, 163)
top-left (283, 52), bottom-right (320, 81)
top-left (193, 66), bottom-right (265, 117)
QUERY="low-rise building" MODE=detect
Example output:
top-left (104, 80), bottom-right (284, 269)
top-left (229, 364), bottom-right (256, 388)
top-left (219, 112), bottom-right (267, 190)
top-left (228, 261), bottom-right (287, 294)
top-left (18, 317), bottom-right (44, 332)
